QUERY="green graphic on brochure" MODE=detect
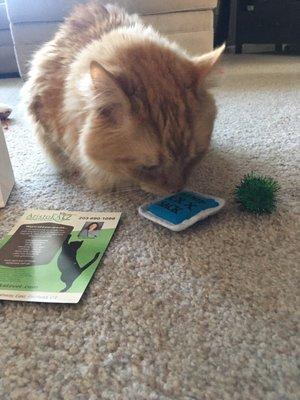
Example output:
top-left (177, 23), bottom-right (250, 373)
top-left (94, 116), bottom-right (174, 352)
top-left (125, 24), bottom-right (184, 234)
top-left (0, 209), bottom-right (121, 303)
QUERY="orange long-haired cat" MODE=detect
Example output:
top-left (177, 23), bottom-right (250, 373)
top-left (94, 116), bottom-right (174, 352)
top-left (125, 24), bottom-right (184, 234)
top-left (23, 1), bottom-right (224, 195)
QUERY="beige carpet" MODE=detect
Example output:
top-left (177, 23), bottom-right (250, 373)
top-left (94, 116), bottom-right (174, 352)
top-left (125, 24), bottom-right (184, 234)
top-left (0, 55), bottom-right (299, 400)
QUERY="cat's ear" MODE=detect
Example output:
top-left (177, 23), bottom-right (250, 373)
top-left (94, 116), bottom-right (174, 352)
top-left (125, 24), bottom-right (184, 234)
top-left (90, 61), bottom-right (116, 84)
top-left (193, 44), bottom-right (225, 81)
top-left (90, 61), bottom-right (129, 123)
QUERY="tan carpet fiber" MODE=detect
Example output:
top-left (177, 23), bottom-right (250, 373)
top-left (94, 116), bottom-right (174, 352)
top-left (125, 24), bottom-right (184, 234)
top-left (0, 55), bottom-right (299, 399)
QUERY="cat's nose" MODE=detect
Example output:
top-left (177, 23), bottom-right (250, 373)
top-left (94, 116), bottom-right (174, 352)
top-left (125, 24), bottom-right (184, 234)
top-left (163, 169), bottom-right (185, 193)
top-left (167, 182), bottom-right (184, 194)
top-left (173, 184), bottom-right (184, 193)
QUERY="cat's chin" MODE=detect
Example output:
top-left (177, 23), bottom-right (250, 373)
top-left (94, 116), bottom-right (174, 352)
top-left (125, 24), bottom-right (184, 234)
top-left (140, 184), bottom-right (176, 197)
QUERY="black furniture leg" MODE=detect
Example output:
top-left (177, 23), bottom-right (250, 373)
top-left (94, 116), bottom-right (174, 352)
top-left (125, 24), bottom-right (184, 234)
top-left (235, 43), bottom-right (242, 53)
top-left (215, 0), bottom-right (232, 47)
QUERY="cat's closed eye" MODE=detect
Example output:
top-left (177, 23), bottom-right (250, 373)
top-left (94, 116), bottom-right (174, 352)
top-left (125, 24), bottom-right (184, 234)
top-left (98, 105), bottom-right (113, 118)
top-left (97, 103), bottom-right (122, 124)
top-left (137, 165), bottom-right (159, 175)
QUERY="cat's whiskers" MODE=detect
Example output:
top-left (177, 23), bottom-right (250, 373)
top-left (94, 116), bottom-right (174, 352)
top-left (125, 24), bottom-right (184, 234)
top-left (112, 186), bottom-right (141, 194)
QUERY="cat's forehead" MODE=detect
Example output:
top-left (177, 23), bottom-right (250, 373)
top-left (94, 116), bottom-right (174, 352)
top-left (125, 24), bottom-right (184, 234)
top-left (117, 42), bottom-right (196, 90)
top-left (114, 43), bottom-right (200, 159)
top-left (118, 53), bottom-right (196, 122)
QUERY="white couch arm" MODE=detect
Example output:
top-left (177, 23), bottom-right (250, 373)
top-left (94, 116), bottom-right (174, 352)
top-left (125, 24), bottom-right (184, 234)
top-left (6, 0), bottom-right (217, 78)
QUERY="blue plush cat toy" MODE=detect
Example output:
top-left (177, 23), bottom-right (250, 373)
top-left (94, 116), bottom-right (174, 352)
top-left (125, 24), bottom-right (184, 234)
top-left (139, 191), bottom-right (225, 231)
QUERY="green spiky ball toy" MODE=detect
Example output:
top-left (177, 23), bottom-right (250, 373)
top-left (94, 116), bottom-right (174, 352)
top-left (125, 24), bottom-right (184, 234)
top-left (235, 173), bottom-right (280, 214)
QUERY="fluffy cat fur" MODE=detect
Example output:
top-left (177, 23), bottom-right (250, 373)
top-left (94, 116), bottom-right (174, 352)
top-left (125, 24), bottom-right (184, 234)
top-left (23, 1), bottom-right (224, 195)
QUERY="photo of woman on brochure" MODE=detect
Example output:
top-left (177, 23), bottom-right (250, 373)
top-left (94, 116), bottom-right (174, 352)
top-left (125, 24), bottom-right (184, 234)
top-left (79, 222), bottom-right (103, 239)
